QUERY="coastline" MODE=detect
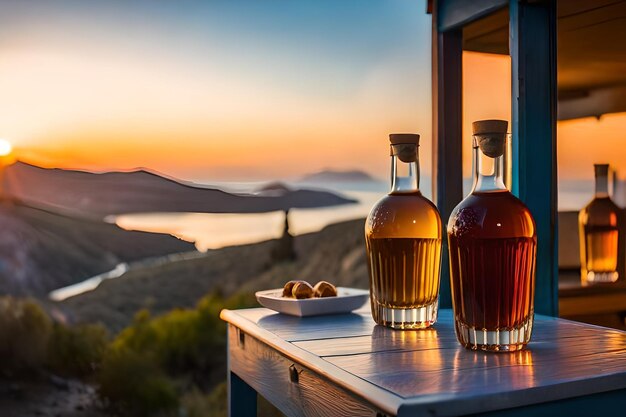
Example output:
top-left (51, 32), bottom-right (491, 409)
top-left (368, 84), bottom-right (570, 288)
top-left (55, 218), bottom-right (369, 333)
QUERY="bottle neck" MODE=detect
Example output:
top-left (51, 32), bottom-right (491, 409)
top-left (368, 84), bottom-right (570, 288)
top-left (471, 139), bottom-right (507, 193)
top-left (390, 144), bottom-right (420, 193)
top-left (595, 174), bottom-right (609, 198)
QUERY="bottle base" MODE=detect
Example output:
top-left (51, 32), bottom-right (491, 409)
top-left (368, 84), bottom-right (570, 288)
top-left (454, 315), bottom-right (533, 352)
top-left (372, 298), bottom-right (438, 329)
top-left (584, 271), bottom-right (619, 284)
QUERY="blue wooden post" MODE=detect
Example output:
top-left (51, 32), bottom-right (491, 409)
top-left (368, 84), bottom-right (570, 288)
top-left (431, 6), bottom-right (463, 309)
top-left (229, 371), bottom-right (257, 417)
top-left (228, 329), bottom-right (257, 417)
top-left (509, 0), bottom-right (559, 316)
top-left (437, 0), bottom-right (507, 31)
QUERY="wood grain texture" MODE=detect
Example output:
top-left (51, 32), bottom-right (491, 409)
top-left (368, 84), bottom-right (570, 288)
top-left (221, 309), bottom-right (403, 416)
top-left (222, 307), bottom-right (626, 417)
top-left (238, 308), bottom-right (376, 342)
top-left (295, 311), bottom-right (626, 358)
top-left (228, 325), bottom-right (383, 417)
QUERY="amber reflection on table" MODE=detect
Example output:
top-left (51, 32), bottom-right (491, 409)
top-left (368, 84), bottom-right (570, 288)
top-left (369, 325), bottom-right (445, 396)
top-left (452, 348), bottom-right (535, 392)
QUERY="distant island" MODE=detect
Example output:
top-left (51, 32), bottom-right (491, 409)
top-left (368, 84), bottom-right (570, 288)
top-left (299, 169), bottom-right (376, 182)
top-left (2, 161), bottom-right (356, 217)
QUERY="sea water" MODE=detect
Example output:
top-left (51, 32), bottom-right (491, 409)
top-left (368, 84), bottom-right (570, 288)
top-left (51, 179), bottom-right (592, 300)
top-left (113, 181), bottom-right (392, 251)
top-left (113, 179), bottom-right (594, 251)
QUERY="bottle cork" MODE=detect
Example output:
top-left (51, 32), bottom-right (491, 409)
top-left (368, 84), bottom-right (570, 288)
top-left (472, 119), bottom-right (508, 158)
top-left (389, 133), bottom-right (420, 146)
top-left (389, 133), bottom-right (420, 163)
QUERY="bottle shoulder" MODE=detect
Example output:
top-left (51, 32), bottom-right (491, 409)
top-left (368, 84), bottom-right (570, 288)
top-left (580, 196), bottom-right (621, 226)
top-left (368, 192), bottom-right (440, 211)
top-left (365, 192), bottom-right (442, 239)
top-left (448, 191), bottom-right (536, 239)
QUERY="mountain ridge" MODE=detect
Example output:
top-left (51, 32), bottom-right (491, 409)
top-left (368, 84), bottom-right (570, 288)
top-left (3, 161), bottom-right (356, 217)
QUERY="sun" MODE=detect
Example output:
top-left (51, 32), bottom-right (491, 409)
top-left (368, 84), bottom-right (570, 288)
top-left (0, 139), bottom-right (12, 156)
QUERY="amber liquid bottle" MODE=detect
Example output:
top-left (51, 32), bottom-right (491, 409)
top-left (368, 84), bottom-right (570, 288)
top-left (579, 164), bottom-right (620, 284)
top-left (448, 120), bottom-right (536, 352)
top-left (365, 134), bottom-right (442, 329)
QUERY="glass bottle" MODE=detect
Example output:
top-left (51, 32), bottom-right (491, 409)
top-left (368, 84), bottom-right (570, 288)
top-left (447, 120), bottom-right (536, 352)
top-left (579, 164), bottom-right (620, 284)
top-left (365, 133), bottom-right (442, 329)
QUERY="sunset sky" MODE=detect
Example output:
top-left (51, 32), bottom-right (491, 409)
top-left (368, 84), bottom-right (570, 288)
top-left (0, 0), bottom-right (624, 184)
top-left (0, 0), bottom-right (431, 182)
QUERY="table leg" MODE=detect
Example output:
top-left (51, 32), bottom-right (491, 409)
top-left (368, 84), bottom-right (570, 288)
top-left (229, 371), bottom-right (257, 417)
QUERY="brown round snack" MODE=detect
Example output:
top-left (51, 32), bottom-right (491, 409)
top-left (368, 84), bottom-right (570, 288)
top-left (282, 280), bottom-right (303, 297)
top-left (291, 281), bottom-right (314, 299)
top-left (313, 281), bottom-right (337, 298)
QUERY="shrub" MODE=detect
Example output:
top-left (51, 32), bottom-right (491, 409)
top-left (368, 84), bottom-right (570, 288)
top-left (47, 322), bottom-right (110, 377)
top-left (98, 347), bottom-right (178, 417)
top-left (97, 296), bottom-right (224, 416)
top-left (222, 291), bottom-right (258, 311)
top-left (0, 296), bottom-right (52, 372)
top-left (111, 292), bottom-right (237, 375)
top-left (182, 384), bottom-right (226, 417)
top-left (97, 290), bottom-right (260, 415)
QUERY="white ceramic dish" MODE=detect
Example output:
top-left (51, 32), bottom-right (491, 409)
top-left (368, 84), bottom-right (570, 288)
top-left (255, 287), bottom-right (369, 317)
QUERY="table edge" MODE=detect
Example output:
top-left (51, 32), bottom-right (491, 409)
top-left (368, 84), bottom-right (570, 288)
top-left (220, 308), bottom-right (403, 416)
top-left (398, 374), bottom-right (626, 417)
top-left (222, 308), bottom-right (626, 417)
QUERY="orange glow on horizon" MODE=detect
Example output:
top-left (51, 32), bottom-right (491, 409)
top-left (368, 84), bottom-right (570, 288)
top-left (10, 107), bottom-right (431, 181)
top-left (558, 113), bottom-right (626, 180)
top-left (463, 51), bottom-right (512, 179)
top-left (463, 51), bottom-right (626, 183)
top-left (0, 139), bottom-right (13, 157)
top-left (4, 49), bottom-right (625, 184)
top-left (1, 49), bottom-right (432, 182)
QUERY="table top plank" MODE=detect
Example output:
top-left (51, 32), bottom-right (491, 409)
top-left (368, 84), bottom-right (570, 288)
top-left (238, 307), bottom-right (377, 342)
top-left (294, 310), bottom-right (626, 357)
top-left (222, 307), bottom-right (626, 417)
top-left (325, 347), bottom-right (626, 396)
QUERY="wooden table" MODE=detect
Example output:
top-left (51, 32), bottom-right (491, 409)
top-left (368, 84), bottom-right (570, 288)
top-left (220, 307), bottom-right (626, 417)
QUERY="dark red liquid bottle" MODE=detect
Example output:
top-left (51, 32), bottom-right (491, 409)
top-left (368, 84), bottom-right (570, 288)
top-left (447, 120), bottom-right (536, 352)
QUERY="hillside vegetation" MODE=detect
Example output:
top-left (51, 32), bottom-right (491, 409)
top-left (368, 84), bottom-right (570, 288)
top-left (8, 218), bottom-right (369, 416)
top-left (58, 219), bottom-right (368, 332)
top-left (0, 201), bottom-right (194, 296)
